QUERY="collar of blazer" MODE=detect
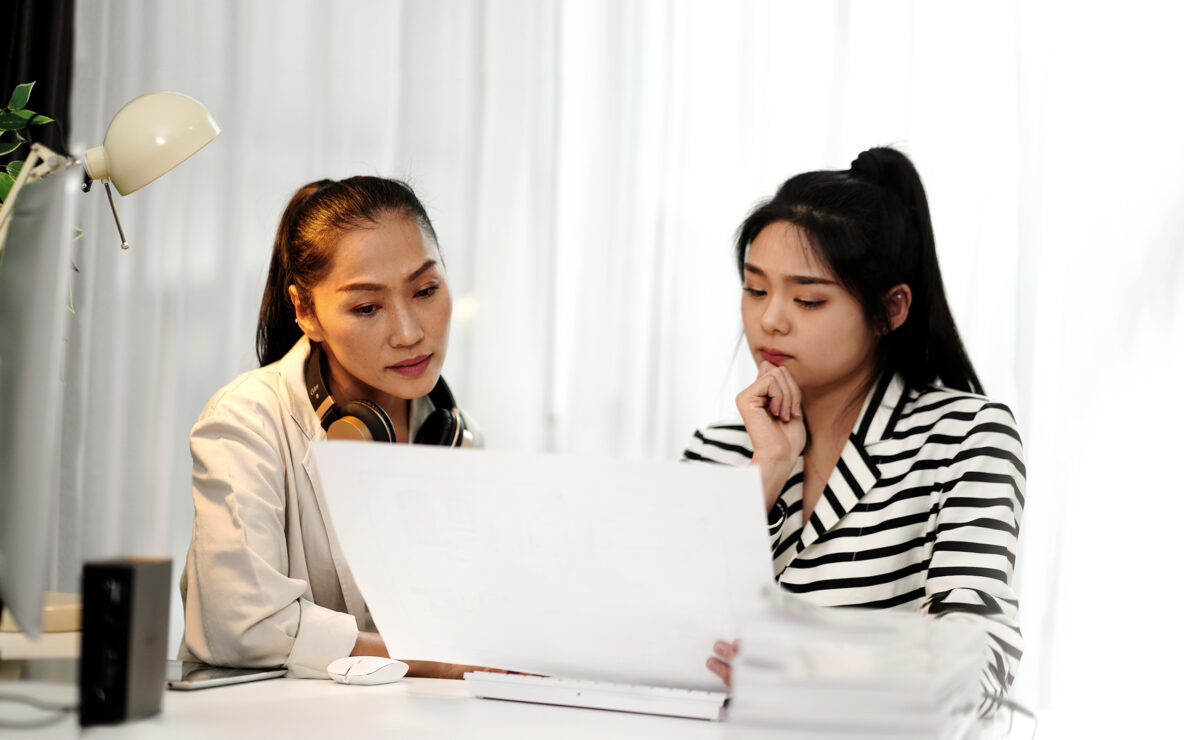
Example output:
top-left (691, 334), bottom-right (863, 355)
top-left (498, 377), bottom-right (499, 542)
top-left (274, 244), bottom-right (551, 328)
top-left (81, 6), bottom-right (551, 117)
top-left (795, 372), bottom-right (904, 553)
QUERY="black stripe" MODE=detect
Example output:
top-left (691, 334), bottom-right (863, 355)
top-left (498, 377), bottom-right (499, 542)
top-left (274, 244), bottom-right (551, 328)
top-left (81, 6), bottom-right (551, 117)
top-left (932, 540), bottom-right (1016, 566)
top-left (821, 482), bottom-right (843, 518)
top-left (808, 512), bottom-right (826, 538)
top-left (942, 495), bottom-right (1018, 511)
top-left (834, 453), bottom-right (870, 504)
top-left (928, 588), bottom-right (1004, 613)
top-left (852, 486), bottom-right (930, 513)
top-left (880, 383), bottom-right (912, 441)
top-left (935, 516), bottom-right (1019, 538)
top-left (874, 423), bottom-right (1023, 466)
top-left (990, 634), bottom-right (1024, 661)
top-left (855, 371), bottom-right (894, 443)
top-left (772, 531), bottom-right (801, 559)
top-left (950, 471), bottom-right (1026, 509)
top-left (838, 587), bottom-right (926, 609)
top-left (791, 533), bottom-right (933, 568)
top-left (816, 508), bottom-right (935, 542)
top-left (929, 600), bottom-right (1002, 617)
top-left (709, 423), bottom-right (747, 432)
top-left (681, 450), bottom-right (722, 464)
top-left (891, 409), bottom-right (981, 439)
top-left (898, 393), bottom-right (976, 419)
top-left (692, 430), bottom-right (754, 459)
top-left (928, 566), bottom-right (1009, 583)
top-left (782, 560), bottom-right (926, 593)
top-left (877, 446), bottom-right (1027, 487)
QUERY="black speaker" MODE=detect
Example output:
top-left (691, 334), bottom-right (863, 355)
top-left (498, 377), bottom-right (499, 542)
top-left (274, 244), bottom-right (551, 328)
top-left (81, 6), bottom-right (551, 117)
top-left (78, 557), bottom-right (172, 726)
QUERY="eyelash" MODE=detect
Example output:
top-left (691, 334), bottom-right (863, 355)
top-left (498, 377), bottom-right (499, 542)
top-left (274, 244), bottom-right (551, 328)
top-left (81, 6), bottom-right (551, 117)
top-left (353, 304), bottom-right (378, 316)
top-left (415, 285), bottom-right (439, 299)
top-left (743, 287), bottom-right (825, 308)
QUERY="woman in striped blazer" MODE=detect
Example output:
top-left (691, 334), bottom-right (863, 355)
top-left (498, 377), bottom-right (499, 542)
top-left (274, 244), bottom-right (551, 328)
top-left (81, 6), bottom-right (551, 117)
top-left (689, 147), bottom-right (1024, 709)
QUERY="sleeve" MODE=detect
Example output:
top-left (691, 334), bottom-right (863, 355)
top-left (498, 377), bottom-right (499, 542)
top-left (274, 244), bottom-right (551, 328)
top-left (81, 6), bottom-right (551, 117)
top-left (922, 401), bottom-right (1026, 710)
top-left (181, 387), bottom-right (358, 677)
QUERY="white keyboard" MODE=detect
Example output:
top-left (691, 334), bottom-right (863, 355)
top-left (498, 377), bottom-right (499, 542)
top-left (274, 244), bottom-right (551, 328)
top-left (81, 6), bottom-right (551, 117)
top-left (463, 671), bottom-right (727, 721)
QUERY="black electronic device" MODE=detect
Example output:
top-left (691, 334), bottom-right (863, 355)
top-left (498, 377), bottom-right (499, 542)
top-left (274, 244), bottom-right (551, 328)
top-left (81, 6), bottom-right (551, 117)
top-left (78, 558), bottom-right (172, 726)
top-left (305, 342), bottom-right (470, 446)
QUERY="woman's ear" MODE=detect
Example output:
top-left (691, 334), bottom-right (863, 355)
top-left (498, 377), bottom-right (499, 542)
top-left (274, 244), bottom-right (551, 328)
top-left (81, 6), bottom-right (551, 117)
top-left (883, 284), bottom-right (912, 334)
top-left (289, 285), bottom-right (324, 342)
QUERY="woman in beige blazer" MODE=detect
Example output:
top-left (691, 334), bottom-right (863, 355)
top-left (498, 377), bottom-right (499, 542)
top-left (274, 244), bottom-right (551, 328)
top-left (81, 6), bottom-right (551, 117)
top-left (180, 177), bottom-right (480, 679)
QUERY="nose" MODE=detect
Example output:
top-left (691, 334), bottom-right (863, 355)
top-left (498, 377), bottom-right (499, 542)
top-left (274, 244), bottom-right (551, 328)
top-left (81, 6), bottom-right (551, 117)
top-left (760, 297), bottom-right (790, 335)
top-left (387, 304), bottom-right (424, 348)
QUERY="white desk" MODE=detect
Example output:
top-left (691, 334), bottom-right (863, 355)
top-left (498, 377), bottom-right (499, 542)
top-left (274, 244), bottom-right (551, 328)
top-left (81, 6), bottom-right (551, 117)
top-left (0, 676), bottom-right (798, 740)
top-left (0, 675), bottom-right (1024, 739)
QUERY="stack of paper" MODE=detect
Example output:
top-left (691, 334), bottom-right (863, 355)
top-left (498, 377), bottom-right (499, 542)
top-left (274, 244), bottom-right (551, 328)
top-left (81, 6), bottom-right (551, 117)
top-left (728, 588), bottom-right (986, 739)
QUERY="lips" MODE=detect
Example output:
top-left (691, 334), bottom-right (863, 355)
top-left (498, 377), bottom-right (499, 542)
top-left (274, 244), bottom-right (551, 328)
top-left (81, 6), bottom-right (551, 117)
top-left (759, 348), bottom-right (792, 365)
top-left (390, 354), bottom-right (431, 377)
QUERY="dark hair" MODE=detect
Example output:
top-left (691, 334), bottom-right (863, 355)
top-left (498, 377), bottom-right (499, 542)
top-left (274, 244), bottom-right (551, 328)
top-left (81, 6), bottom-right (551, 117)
top-left (255, 176), bottom-right (440, 366)
top-left (735, 147), bottom-right (982, 394)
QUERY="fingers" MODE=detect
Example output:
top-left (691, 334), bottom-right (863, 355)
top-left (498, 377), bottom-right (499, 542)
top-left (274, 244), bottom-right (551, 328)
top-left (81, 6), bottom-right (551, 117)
top-left (706, 657), bottom-right (731, 686)
top-left (740, 362), bottom-right (801, 422)
top-left (713, 639), bottom-right (738, 661)
top-left (706, 640), bottom-right (739, 686)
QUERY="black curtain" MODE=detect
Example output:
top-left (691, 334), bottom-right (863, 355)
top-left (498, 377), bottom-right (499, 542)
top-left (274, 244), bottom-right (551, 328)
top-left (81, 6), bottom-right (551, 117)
top-left (1, 0), bottom-right (74, 163)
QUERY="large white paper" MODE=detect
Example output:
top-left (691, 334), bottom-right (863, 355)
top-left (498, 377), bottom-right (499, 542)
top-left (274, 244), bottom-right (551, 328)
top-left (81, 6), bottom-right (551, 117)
top-left (311, 441), bottom-right (772, 690)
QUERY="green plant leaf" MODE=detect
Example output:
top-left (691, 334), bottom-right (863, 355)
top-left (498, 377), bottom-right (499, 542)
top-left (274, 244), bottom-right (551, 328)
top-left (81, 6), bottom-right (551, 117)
top-left (6, 161), bottom-right (22, 178)
top-left (0, 172), bottom-right (14, 201)
top-left (31, 114), bottom-right (53, 125)
top-left (7, 82), bottom-right (34, 110)
top-left (0, 140), bottom-right (19, 156)
top-left (0, 110), bottom-right (34, 128)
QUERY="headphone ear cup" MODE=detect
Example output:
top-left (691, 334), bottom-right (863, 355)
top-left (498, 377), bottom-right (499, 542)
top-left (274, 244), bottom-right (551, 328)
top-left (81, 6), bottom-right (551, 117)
top-left (326, 400), bottom-right (397, 443)
top-left (413, 409), bottom-right (464, 447)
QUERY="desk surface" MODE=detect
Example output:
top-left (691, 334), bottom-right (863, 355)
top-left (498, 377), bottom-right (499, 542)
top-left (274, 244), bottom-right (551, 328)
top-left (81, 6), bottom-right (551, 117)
top-left (0, 676), bottom-right (797, 740)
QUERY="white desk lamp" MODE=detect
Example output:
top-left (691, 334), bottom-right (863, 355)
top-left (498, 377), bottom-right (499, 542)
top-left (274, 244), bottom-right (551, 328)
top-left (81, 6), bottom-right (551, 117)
top-left (0, 91), bottom-right (220, 254)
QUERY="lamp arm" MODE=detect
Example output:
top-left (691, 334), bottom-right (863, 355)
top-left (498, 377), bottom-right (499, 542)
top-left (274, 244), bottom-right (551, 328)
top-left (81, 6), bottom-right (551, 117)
top-left (0, 143), bottom-right (73, 259)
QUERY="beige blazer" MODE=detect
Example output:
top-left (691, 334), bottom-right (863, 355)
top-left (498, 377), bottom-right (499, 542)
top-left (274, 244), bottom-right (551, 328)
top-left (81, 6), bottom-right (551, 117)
top-left (179, 335), bottom-right (478, 678)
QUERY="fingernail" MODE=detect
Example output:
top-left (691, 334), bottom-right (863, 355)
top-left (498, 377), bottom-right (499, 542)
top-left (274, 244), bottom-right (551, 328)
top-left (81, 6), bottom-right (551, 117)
top-left (793, 402), bottom-right (802, 417)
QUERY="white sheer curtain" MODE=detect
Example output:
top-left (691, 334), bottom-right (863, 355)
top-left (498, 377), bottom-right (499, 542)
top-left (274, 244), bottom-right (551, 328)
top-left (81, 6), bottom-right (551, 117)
top-left (61, 1), bottom-right (1181, 735)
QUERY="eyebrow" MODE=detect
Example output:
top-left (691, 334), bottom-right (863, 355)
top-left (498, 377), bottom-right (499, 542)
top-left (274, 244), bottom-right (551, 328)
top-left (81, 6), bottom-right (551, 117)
top-left (408, 259), bottom-right (438, 281)
top-left (336, 260), bottom-right (439, 293)
top-left (743, 263), bottom-right (836, 286)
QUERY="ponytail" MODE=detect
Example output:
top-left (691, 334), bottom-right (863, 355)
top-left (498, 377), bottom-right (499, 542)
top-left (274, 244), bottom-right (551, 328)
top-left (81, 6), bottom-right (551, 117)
top-left (255, 182), bottom-right (329, 366)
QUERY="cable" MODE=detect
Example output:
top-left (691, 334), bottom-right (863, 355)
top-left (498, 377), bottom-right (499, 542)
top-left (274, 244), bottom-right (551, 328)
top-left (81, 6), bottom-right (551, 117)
top-left (0, 692), bottom-right (77, 730)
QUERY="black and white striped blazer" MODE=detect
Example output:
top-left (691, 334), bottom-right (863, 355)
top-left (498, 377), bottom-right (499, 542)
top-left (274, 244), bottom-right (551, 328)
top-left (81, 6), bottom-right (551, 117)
top-left (683, 372), bottom-right (1024, 701)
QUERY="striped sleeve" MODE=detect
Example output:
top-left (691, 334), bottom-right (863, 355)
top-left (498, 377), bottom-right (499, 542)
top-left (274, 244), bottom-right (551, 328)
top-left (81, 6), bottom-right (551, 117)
top-left (681, 422), bottom-right (753, 466)
top-left (922, 401), bottom-right (1025, 704)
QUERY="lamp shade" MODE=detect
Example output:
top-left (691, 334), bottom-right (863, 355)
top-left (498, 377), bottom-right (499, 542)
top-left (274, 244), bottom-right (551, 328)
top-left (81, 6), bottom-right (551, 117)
top-left (83, 92), bottom-right (220, 196)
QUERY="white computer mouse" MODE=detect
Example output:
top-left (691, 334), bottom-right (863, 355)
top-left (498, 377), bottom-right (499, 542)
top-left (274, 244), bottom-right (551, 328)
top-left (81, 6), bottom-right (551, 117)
top-left (326, 656), bottom-right (410, 686)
